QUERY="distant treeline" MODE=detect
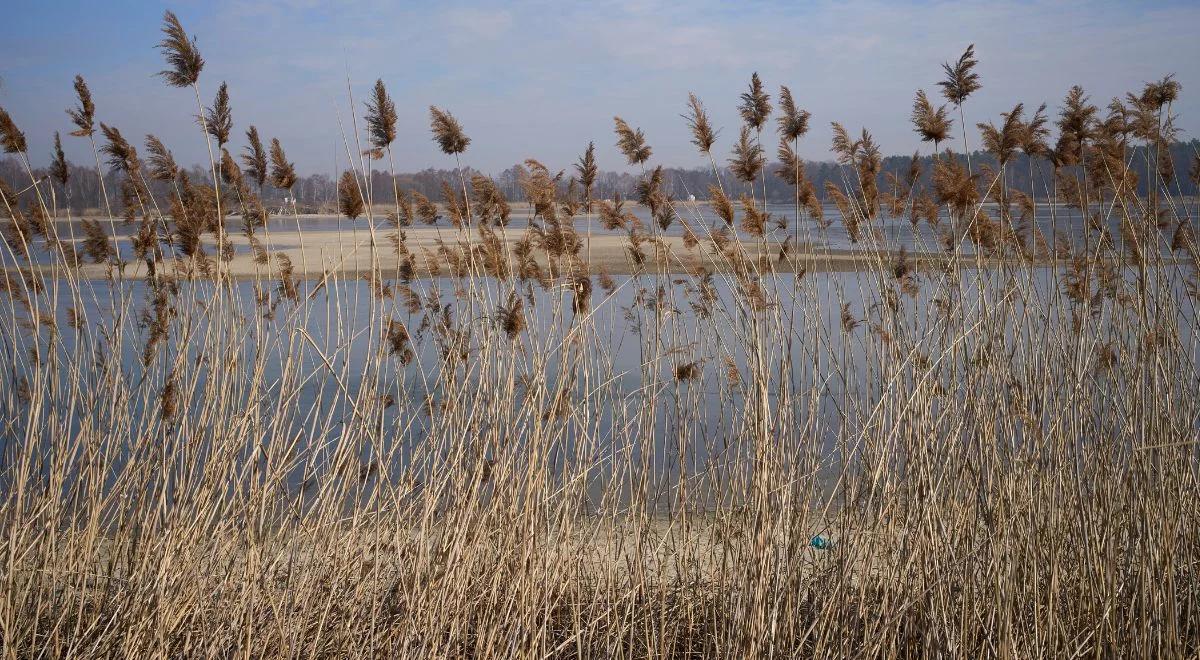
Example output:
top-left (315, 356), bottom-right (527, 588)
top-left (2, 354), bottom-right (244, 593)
top-left (4, 140), bottom-right (1197, 214)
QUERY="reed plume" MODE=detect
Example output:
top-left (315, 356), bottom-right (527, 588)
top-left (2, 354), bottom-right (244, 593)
top-left (99, 124), bottom-right (140, 174)
top-left (709, 185), bottom-right (735, 226)
top-left (684, 93), bottom-right (718, 154)
top-left (205, 82), bottom-right (233, 147)
top-left (613, 117), bottom-right (651, 166)
top-left (932, 150), bottom-right (979, 222)
top-left (242, 126), bottom-right (268, 189)
top-left (0, 107), bottom-right (27, 154)
top-left (911, 89), bottom-right (953, 152)
top-left (365, 79), bottom-right (397, 153)
top-left (1140, 74), bottom-right (1181, 111)
top-left (776, 86), bottom-right (810, 142)
top-left (977, 103), bottom-right (1024, 165)
top-left (635, 165), bottom-right (674, 230)
top-left (156, 10), bottom-right (204, 88)
top-left (66, 75), bottom-right (95, 137)
top-left (145, 135), bottom-right (179, 181)
top-left (471, 175), bottom-right (510, 226)
top-left (220, 148), bottom-right (243, 188)
top-left (498, 290), bottom-right (526, 340)
top-left (50, 133), bottom-right (69, 187)
top-left (429, 106), bottom-right (470, 155)
top-left (739, 194), bottom-right (769, 237)
top-left (857, 129), bottom-right (882, 220)
top-left (830, 122), bottom-right (859, 165)
top-left (412, 191), bottom-right (440, 225)
top-left (938, 44), bottom-right (980, 106)
top-left (1020, 103), bottom-right (1051, 157)
top-left (738, 72), bottom-right (772, 131)
top-left (729, 126), bottom-right (765, 184)
top-left (339, 171), bottom-right (364, 220)
top-left (775, 139), bottom-right (804, 183)
top-left (440, 180), bottom-right (466, 229)
top-left (1055, 86), bottom-right (1097, 165)
top-left (597, 194), bottom-right (633, 230)
top-left (269, 138), bottom-right (297, 191)
top-left (575, 142), bottom-right (598, 211)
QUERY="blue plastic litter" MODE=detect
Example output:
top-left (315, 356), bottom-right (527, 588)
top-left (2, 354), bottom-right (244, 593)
top-left (810, 535), bottom-right (833, 550)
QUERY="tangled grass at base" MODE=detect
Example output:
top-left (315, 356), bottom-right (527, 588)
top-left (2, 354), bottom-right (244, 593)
top-left (2, 13), bottom-right (1200, 658)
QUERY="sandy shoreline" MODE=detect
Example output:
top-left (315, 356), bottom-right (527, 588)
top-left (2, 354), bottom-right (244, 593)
top-left (12, 225), bottom-right (1046, 281)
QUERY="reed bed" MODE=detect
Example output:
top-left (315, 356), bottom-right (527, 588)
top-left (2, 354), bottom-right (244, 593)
top-left (1, 16), bottom-right (1199, 658)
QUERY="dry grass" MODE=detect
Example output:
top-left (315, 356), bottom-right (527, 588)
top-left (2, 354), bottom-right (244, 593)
top-left (0, 17), bottom-right (1199, 658)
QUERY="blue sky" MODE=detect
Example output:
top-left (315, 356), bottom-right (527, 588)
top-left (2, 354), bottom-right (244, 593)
top-left (2, 0), bottom-right (1198, 175)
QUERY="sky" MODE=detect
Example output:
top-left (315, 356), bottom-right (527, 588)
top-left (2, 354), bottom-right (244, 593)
top-left (2, 0), bottom-right (1198, 177)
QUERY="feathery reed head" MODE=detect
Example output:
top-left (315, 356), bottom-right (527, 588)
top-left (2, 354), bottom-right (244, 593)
top-left (775, 137), bottom-right (805, 183)
top-left (1056, 85), bottom-right (1097, 157)
top-left (269, 138), bottom-right (297, 190)
top-left (575, 142), bottom-right (598, 195)
top-left (938, 44), bottom-right (981, 106)
top-left (729, 125), bottom-right (765, 184)
top-left (156, 10), bottom-right (204, 88)
top-left (613, 117), bottom-right (652, 166)
top-left (977, 103), bottom-right (1024, 165)
top-left (50, 133), bottom-right (70, 186)
top-left (338, 171), bottom-right (364, 219)
top-left (709, 185), bottom-right (735, 225)
top-left (219, 148), bottom-right (243, 187)
top-left (911, 89), bottom-right (953, 148)
top-left (931, 150), bottom-right (979, 219)
top-left (67, 75), bottom-right (96, 137)
top-left (366, 79), bottom-right (398, 150)
top-left (684, 93), bottom-right (718, 154)
top-left (739, 72), bottom-right (772, 130)
top-left (1020, 103), bottom-right (1051, 156)
top-left (205, 82), bottom-right (232, 146)
top-left (429, 106), bottom-right (470, 155)
top-left (776, 86), bottom-right (811, 142)
top-left (830, 122), bottom-right (860, 165)
top-left (1140, 74), bottom-right (1181, 111)
top-left (242, 126), bottom-right (268, 189)
top-left (0, 107), bottom-right (27, 154)
top-left (498, 290), bottom-right (526, 340)
top-left (145, 134), bottom-right (178, 181)
top-left (99, 123), bottom-right (139, 174)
